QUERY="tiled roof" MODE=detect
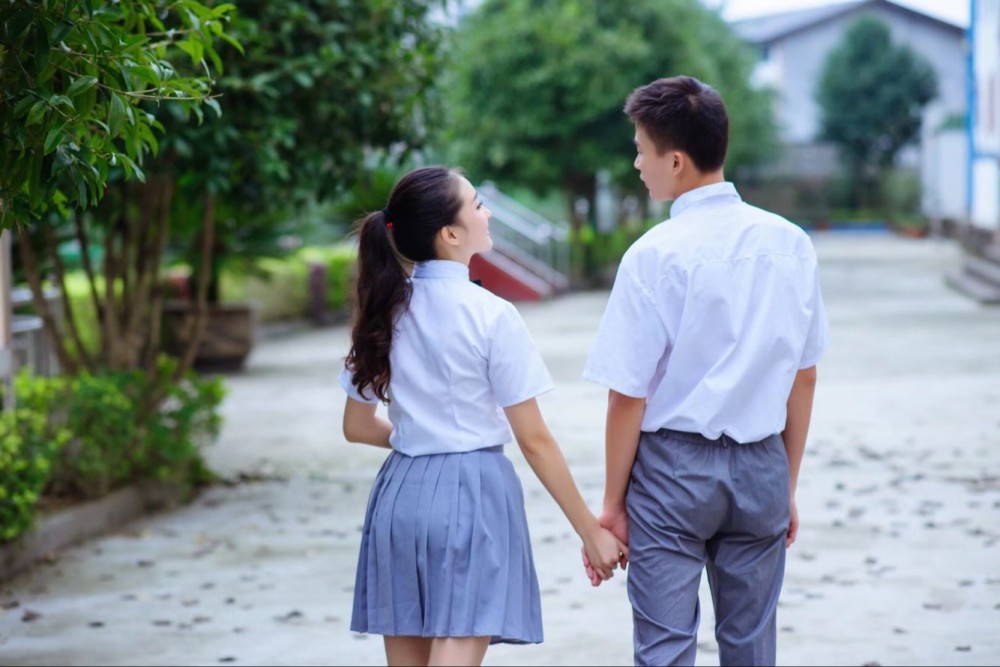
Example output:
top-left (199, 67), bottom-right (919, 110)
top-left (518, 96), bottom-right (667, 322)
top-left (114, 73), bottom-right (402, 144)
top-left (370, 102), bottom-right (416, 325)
top-left (731, 0), bottom-right (962, 45)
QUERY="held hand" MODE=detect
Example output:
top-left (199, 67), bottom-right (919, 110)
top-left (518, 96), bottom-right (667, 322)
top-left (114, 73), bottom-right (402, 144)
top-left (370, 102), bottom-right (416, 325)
top-left (599, 507), bottom-right (629, 567)
top-left (786, 495), bottom-right (799, 548)
top-left (581, 525), bottom-right (627, 583)
top-left (582, 507), bottom-right (630, 587)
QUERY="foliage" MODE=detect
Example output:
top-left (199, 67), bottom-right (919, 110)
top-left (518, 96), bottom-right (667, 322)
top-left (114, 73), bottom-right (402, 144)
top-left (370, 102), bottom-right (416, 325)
top-left (300, 244), bottom-right (358, 312)
top-left (0, 408), bottom-right (69, 542)
top-left (328, 158), bottom-right (411, 229)
top-left (0, 0), bottom-right (235, 228)
top-left (163, 0), bottom-right (448, 303)
top-left (442, 0), bottom-right (776, 219)
top-left (881, 167), bottom-right (923, 224)
top-left (5, 0), bottom-right (236, 382)
top-left (14, 358), bottom-right (224, 500)
top-left (816, 17), bottom-right (938, 207)
top-left (570, 218), bottom-right (660, 286)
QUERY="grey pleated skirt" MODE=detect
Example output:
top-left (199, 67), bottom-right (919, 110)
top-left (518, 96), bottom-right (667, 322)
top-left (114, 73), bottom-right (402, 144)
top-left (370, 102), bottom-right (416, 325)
top-left (350, 445), bottom-right (543, 645)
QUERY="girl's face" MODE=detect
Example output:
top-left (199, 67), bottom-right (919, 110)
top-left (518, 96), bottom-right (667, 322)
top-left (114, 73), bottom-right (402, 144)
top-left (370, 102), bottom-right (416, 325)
top-left (451, 176), bottom-right (493, 257)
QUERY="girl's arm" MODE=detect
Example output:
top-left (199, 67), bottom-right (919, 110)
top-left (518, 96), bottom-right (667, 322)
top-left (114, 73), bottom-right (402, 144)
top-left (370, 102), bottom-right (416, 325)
top-left (504, 398), bottom-right (626, 579)
top-left (343, 397), bottom-right (392, 448)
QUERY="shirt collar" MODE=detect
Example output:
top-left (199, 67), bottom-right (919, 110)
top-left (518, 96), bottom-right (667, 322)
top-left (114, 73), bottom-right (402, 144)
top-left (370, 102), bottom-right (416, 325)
top-left (669, 181), bottom-right (741, 219)
top-left (412, 259), bottom-right (470, 281)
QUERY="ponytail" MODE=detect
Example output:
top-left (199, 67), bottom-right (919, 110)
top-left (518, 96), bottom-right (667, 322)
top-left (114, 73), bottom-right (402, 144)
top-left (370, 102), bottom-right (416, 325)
top-left (344, 166), bottom-right (464, 404)
top-left (346, 209), bottom-right (410, 403)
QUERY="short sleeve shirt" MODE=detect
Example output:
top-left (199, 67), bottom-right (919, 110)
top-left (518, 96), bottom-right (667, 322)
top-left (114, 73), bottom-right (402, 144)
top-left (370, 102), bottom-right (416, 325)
top-left (340, 259), bottom-right (553, 456)
top-left (583, 182), bottom-right (828, 443)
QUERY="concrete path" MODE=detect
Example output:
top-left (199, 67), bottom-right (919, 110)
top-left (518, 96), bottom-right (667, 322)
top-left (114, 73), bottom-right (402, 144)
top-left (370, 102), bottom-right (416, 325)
top-left (1, 233), bottom-right (998, 666)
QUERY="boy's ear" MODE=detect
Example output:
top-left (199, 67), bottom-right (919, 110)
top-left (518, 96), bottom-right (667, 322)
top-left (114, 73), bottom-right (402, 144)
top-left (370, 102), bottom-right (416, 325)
top-left (672, 151), bottom-right (684, 174)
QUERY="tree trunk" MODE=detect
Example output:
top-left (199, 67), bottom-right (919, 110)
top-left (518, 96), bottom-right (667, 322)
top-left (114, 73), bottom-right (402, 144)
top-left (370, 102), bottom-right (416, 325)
top-left (172, 191), bottom-right (216, 384)
top-left (16, 230), bottom-right (79, 375)
top-left (564, 172), bottom-right (596, 287)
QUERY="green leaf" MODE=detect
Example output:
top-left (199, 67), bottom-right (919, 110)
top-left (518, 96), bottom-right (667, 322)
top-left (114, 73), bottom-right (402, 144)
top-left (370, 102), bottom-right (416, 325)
top-left (12, 96), bottom-right (38, 119)
top-left (66, 76), bottom-right (99, 98)
top-left (48, 95), bottom-right (75, 112)
top-left (219, 32), bottom-right (244, 55)
top-left (44, 122), bottom-right (67, 154)
top-left (7, 9), bottom-right (35, 39)
top-left (26, 100), bottom-right (47, 126)
top-left (176, 38), bottom-right (204, 65)
top-left (52, 18), bottom-right (73, 45)
top-left (205, 98), bottom-right (222, 118)
top-left (108, 94), bottom-right (126, 136)
top-left (34, 19), bottom-right (51, 73)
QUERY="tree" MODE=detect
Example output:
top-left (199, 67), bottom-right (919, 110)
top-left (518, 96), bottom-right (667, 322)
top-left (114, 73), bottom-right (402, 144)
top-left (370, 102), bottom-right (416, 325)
top-left (162, 0), bottom-right (449, 306)
top-left (1, 0), bottom-right (234, 380)
top-left (816, 16), bottom-right (938, 209)
top-left (0, 0), bottom-right (233, 228)
top-left (441, 0), bottom-right (775, 227)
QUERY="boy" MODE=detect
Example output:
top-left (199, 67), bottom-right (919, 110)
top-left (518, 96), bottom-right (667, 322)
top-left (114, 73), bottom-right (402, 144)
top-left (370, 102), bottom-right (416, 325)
top-left (582, 76), bottom-right (828, 666)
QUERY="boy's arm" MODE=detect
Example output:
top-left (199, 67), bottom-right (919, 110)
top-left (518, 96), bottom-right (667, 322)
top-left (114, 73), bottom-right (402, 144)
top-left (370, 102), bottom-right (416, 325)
top-left (601, 390), bottom-right (646, 538)
top-left (782, 365), bottom-right (818, 546)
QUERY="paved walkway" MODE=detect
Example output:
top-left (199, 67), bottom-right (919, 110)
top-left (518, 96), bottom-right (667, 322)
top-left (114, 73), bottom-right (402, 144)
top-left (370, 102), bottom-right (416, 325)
top-left (1, 233), bottom-right (999, 666)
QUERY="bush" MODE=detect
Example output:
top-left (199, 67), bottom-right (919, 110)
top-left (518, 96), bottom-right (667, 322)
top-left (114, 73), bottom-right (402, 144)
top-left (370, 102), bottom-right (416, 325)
top-left (299, 244), bottom-right (357, 312)
top-left (0, 409), bottom-right (69, 543)
top-left (14, 357), bottom-right (224, 500)
top-left (570, 219), bottom-right (659, 286)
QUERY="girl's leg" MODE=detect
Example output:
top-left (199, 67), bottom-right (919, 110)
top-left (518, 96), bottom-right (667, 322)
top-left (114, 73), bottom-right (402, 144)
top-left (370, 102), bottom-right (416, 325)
top-left (427, 637), bottom-right (491, 667)
top-left (384, 636), bottom-right (432, 666)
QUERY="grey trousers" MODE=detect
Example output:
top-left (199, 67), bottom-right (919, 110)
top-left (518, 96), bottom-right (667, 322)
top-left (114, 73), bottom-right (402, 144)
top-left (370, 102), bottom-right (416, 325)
top-left (625, 429), bottom-right (790, 667)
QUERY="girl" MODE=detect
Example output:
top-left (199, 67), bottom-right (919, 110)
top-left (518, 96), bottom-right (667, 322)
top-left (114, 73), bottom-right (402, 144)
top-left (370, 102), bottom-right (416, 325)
top-left (339, 166), bottom-right (626, 666)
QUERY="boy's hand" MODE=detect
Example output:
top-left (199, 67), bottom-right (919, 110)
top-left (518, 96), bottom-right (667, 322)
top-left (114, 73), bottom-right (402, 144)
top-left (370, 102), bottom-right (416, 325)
top-left (582, 507), bottom-right (630, 586)
top-left (786, 495), bottom-right (799, 548)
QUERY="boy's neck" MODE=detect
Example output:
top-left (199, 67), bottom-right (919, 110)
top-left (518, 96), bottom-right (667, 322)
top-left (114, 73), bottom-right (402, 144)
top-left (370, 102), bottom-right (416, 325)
top-left (673, 169), bottom-right (726, 200)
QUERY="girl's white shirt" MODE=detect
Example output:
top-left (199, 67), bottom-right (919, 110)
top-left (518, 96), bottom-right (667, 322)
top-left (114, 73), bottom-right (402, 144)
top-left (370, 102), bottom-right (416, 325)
top-left (340, 259), bottom-right (553, 456)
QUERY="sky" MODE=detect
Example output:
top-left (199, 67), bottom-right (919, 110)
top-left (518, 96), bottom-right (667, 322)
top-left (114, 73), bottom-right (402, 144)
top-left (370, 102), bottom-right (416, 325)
top-left (709, 0), bottom-right (969, 27)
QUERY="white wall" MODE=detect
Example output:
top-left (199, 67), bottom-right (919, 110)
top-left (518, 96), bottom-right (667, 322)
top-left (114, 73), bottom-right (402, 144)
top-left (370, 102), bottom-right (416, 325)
top-left (763, 5), bottom-right (966, 143)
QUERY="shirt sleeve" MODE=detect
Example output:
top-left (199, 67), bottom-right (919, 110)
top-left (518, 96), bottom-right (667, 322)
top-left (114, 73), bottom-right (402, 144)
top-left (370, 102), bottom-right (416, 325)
top-left (487, 302), bottom-right (555, 407)
top-left (799, 265), bottom-right (829, 368)
top-left (582, 263), bottom-right (669, 398)
top-left (338, 362), bottom-right (380, 404)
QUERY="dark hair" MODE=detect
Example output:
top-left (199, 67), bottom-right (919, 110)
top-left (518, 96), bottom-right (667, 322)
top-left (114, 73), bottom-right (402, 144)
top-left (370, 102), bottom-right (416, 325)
top-left (623, 75), bottom-right (729, 172)
top-left (346, 166), bottom-right (464, 403)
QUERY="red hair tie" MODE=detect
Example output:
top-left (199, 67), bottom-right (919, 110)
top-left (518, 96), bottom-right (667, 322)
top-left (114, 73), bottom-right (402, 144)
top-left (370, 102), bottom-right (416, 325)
top-left (386, 222), bottom-right (394, 231)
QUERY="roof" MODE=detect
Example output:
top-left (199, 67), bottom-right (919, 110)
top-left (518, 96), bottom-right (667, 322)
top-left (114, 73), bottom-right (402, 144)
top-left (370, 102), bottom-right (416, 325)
top-left (731, 0), bottom-right (964, 45)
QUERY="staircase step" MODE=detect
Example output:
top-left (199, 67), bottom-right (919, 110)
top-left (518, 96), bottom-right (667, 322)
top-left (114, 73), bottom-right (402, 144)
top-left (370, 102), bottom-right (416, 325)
top-left (471, 251), bottom-right (554, 302)
top-left (965, 254), bottom-right (1000, 286)
top-left (945, 269), bottom-right (1000, 305)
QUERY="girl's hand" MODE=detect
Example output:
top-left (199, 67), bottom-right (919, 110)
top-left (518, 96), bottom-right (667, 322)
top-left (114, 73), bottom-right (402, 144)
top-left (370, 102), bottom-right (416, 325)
top-left (581, 525), bottom-right (628, 584)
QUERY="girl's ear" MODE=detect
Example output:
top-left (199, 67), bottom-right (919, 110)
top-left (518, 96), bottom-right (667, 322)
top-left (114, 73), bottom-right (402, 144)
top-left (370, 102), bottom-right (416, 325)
top-left (437, 224), bottom-right (461, 248)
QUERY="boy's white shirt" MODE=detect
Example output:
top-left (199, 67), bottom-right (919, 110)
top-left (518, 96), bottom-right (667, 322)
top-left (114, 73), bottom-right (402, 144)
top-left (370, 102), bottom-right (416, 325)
top-left (583, 181), bottom-right (828, 443)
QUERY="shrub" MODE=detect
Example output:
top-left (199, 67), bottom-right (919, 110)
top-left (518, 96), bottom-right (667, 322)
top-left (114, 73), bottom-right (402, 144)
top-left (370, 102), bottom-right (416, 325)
top-left (0, 409), bottom-right (69, 543)
top-left (14, 357), bottom-right (224, 500)
top-left (299, 244), bottom-right (357, 312)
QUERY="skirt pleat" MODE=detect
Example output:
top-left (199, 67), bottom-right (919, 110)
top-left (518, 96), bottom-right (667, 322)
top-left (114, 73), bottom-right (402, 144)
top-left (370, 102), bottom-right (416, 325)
top-left (350, 446), bottom-right (543, 645)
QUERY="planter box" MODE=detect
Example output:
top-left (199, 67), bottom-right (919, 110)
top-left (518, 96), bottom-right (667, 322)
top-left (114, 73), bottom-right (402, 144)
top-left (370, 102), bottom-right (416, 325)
top-left (161, 301), bottom-right (256, 372)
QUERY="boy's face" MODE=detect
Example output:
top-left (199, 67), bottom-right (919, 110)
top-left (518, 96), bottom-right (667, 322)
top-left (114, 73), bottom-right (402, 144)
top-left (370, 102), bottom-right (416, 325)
top-left (633, 125), bottom-right (679, 201)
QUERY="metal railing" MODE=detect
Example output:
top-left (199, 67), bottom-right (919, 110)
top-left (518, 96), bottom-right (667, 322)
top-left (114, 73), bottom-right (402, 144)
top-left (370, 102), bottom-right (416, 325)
top-left (477, 181), bottom-right (571, 290)
top-left (10, 287), bottom-right (61, 378)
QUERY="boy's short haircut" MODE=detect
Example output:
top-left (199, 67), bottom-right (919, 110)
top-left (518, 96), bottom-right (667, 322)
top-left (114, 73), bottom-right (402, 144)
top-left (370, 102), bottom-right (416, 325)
top-left (624, 76), bottom-right (730, 173)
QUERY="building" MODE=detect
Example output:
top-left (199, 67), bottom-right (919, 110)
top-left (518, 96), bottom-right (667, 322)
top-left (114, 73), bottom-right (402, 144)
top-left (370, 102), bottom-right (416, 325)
top-left (732, 0), bottom-right (967, 223)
